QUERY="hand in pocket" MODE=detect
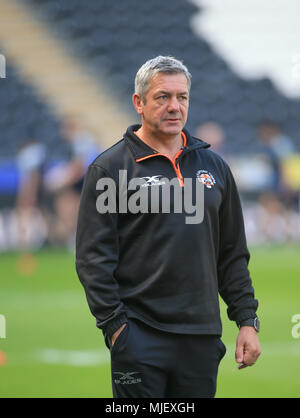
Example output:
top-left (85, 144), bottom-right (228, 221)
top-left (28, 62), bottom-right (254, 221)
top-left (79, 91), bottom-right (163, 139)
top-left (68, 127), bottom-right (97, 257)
top-left (111, 323), bottom-right (127, 347)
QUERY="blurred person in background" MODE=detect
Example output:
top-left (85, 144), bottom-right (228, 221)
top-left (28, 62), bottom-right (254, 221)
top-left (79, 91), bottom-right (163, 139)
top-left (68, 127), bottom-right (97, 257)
top-left (257, 121), bottom-right (295, 196)
top-left (46, 117), bottom-right (102, 192)
top-left (257, 192), bottom-right (298, 243)
top-left (243, 191), bottom-right (300, 245)
top-left (45, 117), bottom-right (103, 248)
top-left (195, 121), bottom-right (227, 160)
top-left (16, 138), bottom-right (48, 249)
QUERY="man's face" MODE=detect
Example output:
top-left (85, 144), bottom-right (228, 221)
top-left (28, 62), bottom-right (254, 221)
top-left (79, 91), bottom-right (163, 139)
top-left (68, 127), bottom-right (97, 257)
top-left (134, 72), bottom-right (189, 137)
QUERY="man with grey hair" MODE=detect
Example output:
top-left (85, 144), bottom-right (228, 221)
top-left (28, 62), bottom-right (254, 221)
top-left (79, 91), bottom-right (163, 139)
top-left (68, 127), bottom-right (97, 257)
top-left (135, 55), bottom-right (192, 103)
top-left (76, 55), bottom-right (261, 398)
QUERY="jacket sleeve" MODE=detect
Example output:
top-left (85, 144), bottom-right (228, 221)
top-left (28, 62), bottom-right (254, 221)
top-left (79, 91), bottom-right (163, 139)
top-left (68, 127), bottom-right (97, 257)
top-left (217, 163), bottom-right (258, 325)
top-left (75, 164), bottom-right (127, 342)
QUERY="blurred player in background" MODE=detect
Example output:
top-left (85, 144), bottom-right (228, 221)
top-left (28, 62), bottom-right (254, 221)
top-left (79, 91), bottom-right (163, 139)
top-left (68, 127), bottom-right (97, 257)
top-left (45, 117), bottom-right (103, 247)
top-left (16, 138), bottom-right (48, 249)
top-left (195, 121), bottom-right (227, 160)
top-left (257, 120), bottom-right (295, 195)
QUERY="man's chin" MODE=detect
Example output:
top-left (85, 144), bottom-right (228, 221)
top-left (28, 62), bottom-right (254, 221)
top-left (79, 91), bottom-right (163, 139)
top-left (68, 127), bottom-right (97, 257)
top-left (161, 123), bottom-right (184, 136)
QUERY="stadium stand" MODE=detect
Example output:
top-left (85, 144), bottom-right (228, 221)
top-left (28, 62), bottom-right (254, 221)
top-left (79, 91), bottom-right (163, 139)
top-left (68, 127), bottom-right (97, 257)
top-left (21, 0), bottom-right (300, 154)
top-left (0, 64), bottom-right (63, 160)
top-left (0, 0), bottom-right (134, 151)
top-left (1, 0), bottom-right (299, 161)
top-left (0, 0), bottom-right (299, 248)
top-left (0, 62), bottom-right (65, 205)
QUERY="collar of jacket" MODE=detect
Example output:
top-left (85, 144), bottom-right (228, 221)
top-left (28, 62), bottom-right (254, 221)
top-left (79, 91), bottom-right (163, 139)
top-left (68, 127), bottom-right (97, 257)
top-left (124, 124), bottom-right (210, 161)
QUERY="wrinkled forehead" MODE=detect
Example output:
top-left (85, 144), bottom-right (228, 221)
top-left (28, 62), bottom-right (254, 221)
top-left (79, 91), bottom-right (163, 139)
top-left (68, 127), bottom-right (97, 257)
top-left (148, 72), bottom-right (190, 94)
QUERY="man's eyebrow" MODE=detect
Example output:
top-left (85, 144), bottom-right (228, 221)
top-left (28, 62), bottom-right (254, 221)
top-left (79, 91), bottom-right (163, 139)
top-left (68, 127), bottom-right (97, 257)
top-left (155, 90), bottom-right (189, 96)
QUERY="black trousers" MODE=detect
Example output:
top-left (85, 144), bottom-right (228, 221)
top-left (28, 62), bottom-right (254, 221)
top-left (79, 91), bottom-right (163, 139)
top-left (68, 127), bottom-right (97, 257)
top-left (110, 318), bottom-right (226, 398)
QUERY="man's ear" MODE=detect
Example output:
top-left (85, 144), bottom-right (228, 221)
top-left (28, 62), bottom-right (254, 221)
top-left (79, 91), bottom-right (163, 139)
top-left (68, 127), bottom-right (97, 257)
top-left (132, 93), bottom-right (144, 115)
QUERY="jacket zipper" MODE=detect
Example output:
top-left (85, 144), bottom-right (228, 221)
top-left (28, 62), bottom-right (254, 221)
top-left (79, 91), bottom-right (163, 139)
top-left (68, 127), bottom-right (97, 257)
top-left (136, 150), bottom-right (185, 187)
top-left (135, 143), bottom-right (207, 188)
top-left (135, 132), bottom-right (187, 187)
top-left (134, 130), bottom-right (209, 187)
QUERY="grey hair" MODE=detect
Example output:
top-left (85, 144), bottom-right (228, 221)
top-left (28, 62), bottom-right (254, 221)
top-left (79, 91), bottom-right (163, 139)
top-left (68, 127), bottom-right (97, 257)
top-left (134, 56), bottom-right (191, 103)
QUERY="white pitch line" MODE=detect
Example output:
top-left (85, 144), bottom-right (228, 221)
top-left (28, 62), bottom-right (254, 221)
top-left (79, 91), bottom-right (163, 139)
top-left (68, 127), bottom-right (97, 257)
top-left (7, 341), bottom-right (300, 367)
top-left (34, 348), bottom-right (110, 366)
top-left (37, 341), bottom-right (300, 366)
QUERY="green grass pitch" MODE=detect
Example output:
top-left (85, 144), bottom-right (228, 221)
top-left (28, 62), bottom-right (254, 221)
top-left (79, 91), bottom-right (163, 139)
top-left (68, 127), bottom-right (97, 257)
top-left (0, 246), bottom-right (299, 398)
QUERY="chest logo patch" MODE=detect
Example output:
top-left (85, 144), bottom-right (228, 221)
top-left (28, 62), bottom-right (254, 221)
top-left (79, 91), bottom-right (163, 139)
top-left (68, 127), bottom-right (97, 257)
top-left (196, 170), bottom-right (216, 189)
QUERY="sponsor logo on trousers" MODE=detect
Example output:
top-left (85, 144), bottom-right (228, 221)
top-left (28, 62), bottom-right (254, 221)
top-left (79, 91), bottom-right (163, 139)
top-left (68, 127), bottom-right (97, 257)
top-left (113, 371), bottom-right (142, 384)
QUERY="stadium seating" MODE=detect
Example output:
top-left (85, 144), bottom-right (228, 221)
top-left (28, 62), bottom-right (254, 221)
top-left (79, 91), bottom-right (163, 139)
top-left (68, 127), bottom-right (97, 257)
top-left (22, 0), bottom-right (300, 154)
top-left (1, 0), bottom-right (300, 167)
top-left (0, 0), bottom-right (299, 246)
top-left (0, 64), bottom-right (63, 159)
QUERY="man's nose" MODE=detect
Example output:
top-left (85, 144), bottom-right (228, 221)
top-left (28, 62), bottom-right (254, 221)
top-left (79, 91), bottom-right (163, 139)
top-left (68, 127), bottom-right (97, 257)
top-left (167, 97), bottom-right (180, 112)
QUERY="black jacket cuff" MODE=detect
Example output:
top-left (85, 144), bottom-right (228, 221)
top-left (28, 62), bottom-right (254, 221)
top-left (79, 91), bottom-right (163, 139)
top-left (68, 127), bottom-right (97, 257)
top-left (234, 310), bottom-right (257, 327)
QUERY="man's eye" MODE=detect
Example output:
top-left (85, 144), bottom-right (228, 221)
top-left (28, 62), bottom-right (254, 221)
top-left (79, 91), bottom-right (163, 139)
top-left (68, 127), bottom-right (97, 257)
top-left (179, 96), bottom-right (188, 101)
top-left (158, 95), bottom-right (167, 100)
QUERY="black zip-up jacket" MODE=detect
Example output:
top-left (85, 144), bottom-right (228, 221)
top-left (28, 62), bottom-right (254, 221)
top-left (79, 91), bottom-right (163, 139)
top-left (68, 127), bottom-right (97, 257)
top-left (76, 125), bottom-right (258, 342)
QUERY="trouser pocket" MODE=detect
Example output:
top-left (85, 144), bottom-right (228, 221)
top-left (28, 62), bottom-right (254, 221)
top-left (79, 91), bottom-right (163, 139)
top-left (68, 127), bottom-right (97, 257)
top-left (217, 338), bottom-right (226, 361)
top-left (110, 322), bottom-right (129, 355)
